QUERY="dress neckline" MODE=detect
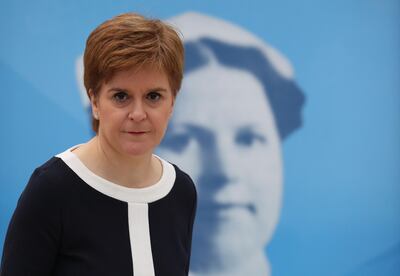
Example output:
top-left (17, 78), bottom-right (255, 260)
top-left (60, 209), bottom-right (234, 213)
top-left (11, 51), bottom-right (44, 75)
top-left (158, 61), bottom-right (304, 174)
top-left (56, 145), bottom-right (176, 203)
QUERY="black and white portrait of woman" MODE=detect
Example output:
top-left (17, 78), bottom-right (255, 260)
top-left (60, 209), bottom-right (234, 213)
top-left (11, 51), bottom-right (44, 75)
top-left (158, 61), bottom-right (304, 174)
top-left (158, 12), bottom-right (305, 276)
top-left (76, 12), bottom-right (304, 276)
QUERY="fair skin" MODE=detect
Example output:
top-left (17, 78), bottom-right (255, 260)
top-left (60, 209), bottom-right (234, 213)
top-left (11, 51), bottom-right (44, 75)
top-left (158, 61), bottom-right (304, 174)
top-left (74, 66), bottom-right (175, 188)
top-left (158, 63), bottom-right (282, 275)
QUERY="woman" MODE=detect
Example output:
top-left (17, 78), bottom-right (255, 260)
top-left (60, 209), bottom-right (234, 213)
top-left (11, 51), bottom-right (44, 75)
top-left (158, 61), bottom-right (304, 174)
top-left (157, 12), bottom-right (304, 276)
top-left (1, 13), bottom-right (197, 276)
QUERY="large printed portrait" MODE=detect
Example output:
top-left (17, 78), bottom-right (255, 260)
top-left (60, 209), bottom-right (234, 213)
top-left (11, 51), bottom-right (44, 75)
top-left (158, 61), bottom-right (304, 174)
top-left (76, 12), bottom-right (305, 276)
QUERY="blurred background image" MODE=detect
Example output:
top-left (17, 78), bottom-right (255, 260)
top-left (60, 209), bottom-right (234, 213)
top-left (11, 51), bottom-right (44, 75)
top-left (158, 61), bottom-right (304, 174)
top-left (1, 1), bottom-right (399, 275)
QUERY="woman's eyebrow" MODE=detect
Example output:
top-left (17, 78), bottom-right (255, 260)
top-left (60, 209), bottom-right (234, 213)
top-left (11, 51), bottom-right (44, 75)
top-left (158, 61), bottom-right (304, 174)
top-left (107, 87), bottom-right (168, 93)
top-left (237, 124), bottom-right (265, 130)
top-left (147, 87), bottom-right (168, 93)
top-left (107, 87), bottom-right (128, 93)
top-left (183, 124), bottom-right (214, 141)
top-left (237, 125), bottom-right (255, 131)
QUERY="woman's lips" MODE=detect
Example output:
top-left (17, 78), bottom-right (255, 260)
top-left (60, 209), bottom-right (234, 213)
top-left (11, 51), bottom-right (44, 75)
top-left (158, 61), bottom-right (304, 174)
top-left (125, 131), bottom-right (148, 135)
top-left (201, 201), bottom-right (256, 214)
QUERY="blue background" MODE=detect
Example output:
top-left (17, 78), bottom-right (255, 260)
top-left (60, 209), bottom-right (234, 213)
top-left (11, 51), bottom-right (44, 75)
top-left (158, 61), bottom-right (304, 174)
top-left (1, 0), bottom-right (399, 275)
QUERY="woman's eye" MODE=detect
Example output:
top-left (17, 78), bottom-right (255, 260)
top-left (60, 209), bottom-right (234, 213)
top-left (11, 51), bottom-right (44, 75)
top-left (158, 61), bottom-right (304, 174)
top-left (159, 132), bottom-right (191, 153)
top-left (113, 92), bottom-right (128, 102)
top-left (147, 91), bottom-right (161, 102)
top-left (235, 128), bottom-right (267, 146)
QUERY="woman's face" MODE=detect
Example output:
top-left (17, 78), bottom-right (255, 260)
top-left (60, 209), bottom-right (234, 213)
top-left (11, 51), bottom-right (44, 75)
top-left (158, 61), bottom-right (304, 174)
top-left (158, 63), bottom-right (282, 269)
top-left (92, 66), bottom-right (174, 158)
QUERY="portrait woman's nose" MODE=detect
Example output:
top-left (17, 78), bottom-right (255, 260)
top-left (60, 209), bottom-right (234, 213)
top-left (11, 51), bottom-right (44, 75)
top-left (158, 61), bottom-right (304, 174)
top-left (196, 129), bottom-right (240, 200)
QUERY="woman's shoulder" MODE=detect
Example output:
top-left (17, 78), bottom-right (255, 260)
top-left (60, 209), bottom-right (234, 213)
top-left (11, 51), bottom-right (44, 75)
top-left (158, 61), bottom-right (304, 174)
top-left (21, 156), bottom-right (74, 204)
top-left (173, 164), bottom-right (195, 186)
top-left (167, 162), bottom-right (197, 199)
top-left (30, 156), bottom-right (70, 185)
top-left (170, 163), bottom-right (197, 220)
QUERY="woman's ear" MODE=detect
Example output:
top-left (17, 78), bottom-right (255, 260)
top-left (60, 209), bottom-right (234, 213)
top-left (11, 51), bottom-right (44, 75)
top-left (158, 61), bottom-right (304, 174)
top-left (89, 89), bottom-right (99, 120)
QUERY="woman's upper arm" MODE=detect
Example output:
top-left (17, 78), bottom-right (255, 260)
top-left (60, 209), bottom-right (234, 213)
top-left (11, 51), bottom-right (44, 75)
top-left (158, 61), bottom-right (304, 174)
top-left (185, 175), bottom-right (197, 275)
top-left (1, 168), bottom-right (62, 275)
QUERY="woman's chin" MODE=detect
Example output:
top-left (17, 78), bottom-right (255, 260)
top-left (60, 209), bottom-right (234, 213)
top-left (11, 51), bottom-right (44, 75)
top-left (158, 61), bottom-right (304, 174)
top-left (204, 231), bottom-right (262, 270)
top-left (120, 143), bottom-right (154, 157)
top-left (195, 218), bottom-right (262, 258)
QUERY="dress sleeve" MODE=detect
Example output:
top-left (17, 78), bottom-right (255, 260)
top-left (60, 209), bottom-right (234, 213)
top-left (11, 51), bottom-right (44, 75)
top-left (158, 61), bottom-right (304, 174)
top-left (1, 167), bottom-right (62, 275)
top-left (185, 178), bottom-right (197, 275)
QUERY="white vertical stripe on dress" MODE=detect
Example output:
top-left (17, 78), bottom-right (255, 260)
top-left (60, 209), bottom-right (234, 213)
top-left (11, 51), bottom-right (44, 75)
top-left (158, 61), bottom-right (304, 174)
top-left (128, 203), bottom-right (155, 276)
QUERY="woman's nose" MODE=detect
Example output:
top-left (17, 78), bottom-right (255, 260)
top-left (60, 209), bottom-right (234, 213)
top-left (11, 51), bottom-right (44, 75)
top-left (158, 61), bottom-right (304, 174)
top-left (201, 133), bottom-right (237, 186)
top-left (128, 101), bottom-right (147, 122)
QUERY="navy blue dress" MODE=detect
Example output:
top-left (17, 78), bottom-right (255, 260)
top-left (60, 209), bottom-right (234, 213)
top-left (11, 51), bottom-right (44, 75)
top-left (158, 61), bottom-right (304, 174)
top-left (1, 148), bottom-right (197, 276)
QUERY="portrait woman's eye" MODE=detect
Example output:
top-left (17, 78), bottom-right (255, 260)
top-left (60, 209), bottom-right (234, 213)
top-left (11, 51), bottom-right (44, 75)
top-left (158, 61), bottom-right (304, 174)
top-left (235, 127), bottom-right (267, 146)
top-left (160, 131), bottom-right (192, 153)
top-left (112, 91), bottom-right (129, 103)
top-left (146, 91), bottom-right (162, 102)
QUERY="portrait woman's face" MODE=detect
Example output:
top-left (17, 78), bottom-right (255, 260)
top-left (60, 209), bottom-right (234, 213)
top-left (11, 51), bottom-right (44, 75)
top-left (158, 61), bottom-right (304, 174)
top-left (158, 61), bottom-right (283, 270)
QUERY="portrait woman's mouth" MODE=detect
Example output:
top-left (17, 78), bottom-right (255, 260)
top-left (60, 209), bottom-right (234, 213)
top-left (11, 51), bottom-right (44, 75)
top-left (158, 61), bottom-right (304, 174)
top-left (200, 201), bottom-right (256, 218)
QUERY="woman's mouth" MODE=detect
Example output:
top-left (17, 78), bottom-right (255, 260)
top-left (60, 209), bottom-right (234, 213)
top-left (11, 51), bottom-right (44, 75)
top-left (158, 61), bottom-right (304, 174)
top-left (200, 201), bottom-right (256, 215)
top-left (125, 131), bottom-right (148, 135)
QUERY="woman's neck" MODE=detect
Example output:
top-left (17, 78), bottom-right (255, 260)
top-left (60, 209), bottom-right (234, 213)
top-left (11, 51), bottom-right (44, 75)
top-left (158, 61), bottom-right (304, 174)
top-left (73, 137), bottom-right (162, 188)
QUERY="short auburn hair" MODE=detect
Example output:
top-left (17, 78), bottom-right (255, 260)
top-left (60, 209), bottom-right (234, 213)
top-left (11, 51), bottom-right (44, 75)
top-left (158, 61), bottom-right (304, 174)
top-left (83, 12), bottom-right (184, 132)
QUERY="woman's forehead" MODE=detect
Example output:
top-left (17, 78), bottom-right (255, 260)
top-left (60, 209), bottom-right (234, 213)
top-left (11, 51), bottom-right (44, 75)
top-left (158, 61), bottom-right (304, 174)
top-left (173, 65), bottom-right (276, 130)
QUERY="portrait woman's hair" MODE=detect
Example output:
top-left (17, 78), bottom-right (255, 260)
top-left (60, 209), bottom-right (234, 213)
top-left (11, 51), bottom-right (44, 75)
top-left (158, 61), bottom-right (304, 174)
top-left (183, 37), bottom-right (304, 139)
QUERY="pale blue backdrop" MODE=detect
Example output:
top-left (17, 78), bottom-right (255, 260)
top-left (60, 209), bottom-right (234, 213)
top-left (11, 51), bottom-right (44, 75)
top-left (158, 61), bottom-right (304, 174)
top-left (0, 0), bottom-right (399, 275)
